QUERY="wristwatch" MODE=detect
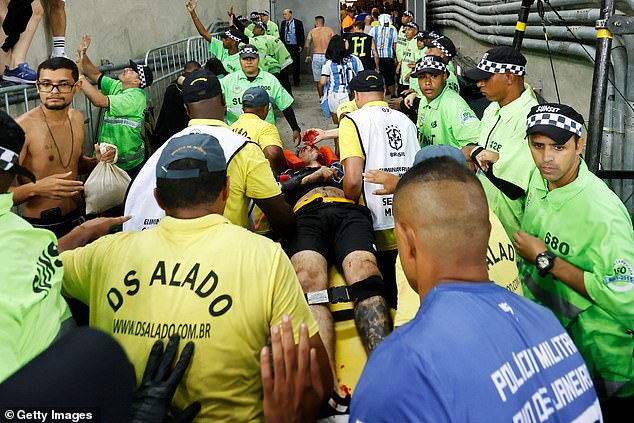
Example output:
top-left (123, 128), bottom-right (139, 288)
top-left (536, 251), bottom-right (557, 277)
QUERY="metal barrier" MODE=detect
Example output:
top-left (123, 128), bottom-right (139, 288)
top-left (144, 32), bottom-right (222, 114)
top-left (0, 32), bottom-right (223, 149)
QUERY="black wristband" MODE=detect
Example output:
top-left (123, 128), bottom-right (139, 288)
top-left (470, 146), bottom-right (485, 164)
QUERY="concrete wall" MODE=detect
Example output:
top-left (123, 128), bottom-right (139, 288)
top-left (442, 28), bottom-right (595, 118)
top-left (25, 0), bottom-right (258, 68)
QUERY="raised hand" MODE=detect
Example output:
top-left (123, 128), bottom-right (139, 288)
top-left (185, 0), bottom-right (199, 13)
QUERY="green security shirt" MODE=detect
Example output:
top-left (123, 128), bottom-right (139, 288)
top-left (99, 76), bottom-right (146, 170)
top-left (244, 23), bottom-right (254, 38)
top-left (265, 21), bottom-right (280, 39)
top-left (220, 69), bottom-right (294, 125)
top-left (399, 37), bottom-right (418, 85)
top-left (417, 84), bottom-right (480, 148)
top-left (410, 61), bottom-right (460, 95)
top-left (0, 193), bottom-right (72, 382)
top-left (208, 37), bottom-right (242, 74)
top-left (395, 26), bottom-right (407, 62)
top-left (520, 160), bottom-right (634, 398)
top-left (476, 84), bottom-right (538, 238)
top-left (249, 35), bottom-right (281, 74)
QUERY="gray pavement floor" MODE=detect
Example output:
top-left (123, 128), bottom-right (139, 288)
top-left (274, 78), bottom-right (338, 153)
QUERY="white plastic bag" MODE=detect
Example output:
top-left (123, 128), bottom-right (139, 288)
top-left (84, 145), bottom-right (131, 214)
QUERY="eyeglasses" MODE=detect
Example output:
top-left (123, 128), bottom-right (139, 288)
top-left (36, 81), bottom-right (77, 93)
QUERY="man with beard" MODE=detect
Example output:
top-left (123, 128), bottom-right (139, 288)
top-left (10, 57), bottom-right (114, 238)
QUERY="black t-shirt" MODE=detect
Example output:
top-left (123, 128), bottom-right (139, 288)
top-left (344, 32), bottom-right (375, 71)
top-left (281, 167), bottom-right (343, 206)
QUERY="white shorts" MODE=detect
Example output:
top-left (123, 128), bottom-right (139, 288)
top-left (312, 54), bottom-right (326, 82)
top-left (327, 91), bottom-right (350, 114)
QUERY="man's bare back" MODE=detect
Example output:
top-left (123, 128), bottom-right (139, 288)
top-left (14, 106), bottom-right (85, 218)
top-left (308, 26), bottom-right (335, 54)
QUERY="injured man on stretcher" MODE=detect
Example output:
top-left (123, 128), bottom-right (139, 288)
top-left (280, 144), bottom-right (393, 394)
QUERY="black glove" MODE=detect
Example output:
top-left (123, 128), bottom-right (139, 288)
top-left (129, 335), bottom-right (200, 423)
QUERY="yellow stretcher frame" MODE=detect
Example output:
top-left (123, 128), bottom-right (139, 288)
top-left (328, 266), bottom-right (368, 396)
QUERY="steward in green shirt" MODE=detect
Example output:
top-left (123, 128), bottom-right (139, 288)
top-left (395, 10), bottom-right (413, 62)
top-left (0, 114), bottom-right (71, 382)
top-left (398, 22), bottom-right (419, 87)
top-left (187, 1), bottom-right (246, 74)
top-left (260, 10), bottom-right (280, 39)
top-left (464, 47), bottom-right (538, 238)
top-left (219, 45), bottom-right (301, 145)
top-left (407, 35), bottom-right (459, 105)
top-left (514, 103), bottom-right (634, 403)
top-left (250, 23), bottom-right (293, 73)
top-left (208, 29), bottom-right (245, 74)
top-left (78, 39), bottom-right (152, 174)
top-left (411, 56), bottom-right (480, 148)
top-left (244, 11), bottom-right (261, 38)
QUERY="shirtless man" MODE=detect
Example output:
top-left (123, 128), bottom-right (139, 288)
top-left (10, 57), bottom-right (113, 238)
top-left (304, 16), bottom-right (334, 97)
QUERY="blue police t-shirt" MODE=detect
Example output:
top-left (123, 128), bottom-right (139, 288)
top-left (350, 283), bottom-right (601, 423)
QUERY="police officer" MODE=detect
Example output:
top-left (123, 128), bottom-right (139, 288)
top-left (463, 47), bottom-right (539, 238)
top-left (410, 56), bottom-right (480, 148)
top-left (514, 103), bottom-right (634, 417)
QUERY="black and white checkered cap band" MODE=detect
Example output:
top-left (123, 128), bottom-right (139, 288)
top-left (0, 147), bottom-right (18, 172)
top-left (137, 66), bottom-right (147, 88)
top-left (415, 58), bottom-right (446, 73)
top-left (240, 46), bottom-right (258, 55)
top-left (430, 39), bottom-right (451, 57)
top-left (477, 58), bottom-right (525, 76)
top-left (225, 30), bottom-right (241, 42)
top-left (526, 112), bottom-right (583, 136)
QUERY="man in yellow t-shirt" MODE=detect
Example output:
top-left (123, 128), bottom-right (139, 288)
top-left (364, 145), bottom-right (523, 327)
top-left (339, 70), bottom-right (420, 307)
top-left (61, 133), bottom-right (332, 421)
top-left (230, 87), bottom-right (286, 175)
top-left (123, 70), bottom-right (294, 238)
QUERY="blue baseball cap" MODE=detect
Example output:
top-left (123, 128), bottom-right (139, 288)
top-left (156, 134), bottom-right (226, 180)
top-left (413, 145), bottom-right (468, 168)
top-left (242, 87), bottom-right (273, 108)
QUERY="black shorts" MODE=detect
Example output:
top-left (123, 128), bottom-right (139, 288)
top-left (378, 58), bottom-right (396, 86)
top-left (286, 203), bottom-right (376, 265)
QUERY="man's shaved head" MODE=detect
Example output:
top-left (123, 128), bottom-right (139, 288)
top-left (393, 158), bottom-right (490, 296)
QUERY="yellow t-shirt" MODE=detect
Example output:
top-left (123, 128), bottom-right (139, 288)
top-left (394, 210), bottom-right (523, 327)
top-left (61, 214), bottom-right (318, 422)
top-left (336, 100), bottom-right (358, 120)
top-left (339, 100), bottom-right (398, 251)
top-left (185, 120), bottom-right (281, 228)
top-left (230, 113), bottom-right (283, 150)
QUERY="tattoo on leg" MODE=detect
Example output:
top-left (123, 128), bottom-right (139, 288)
top-left (354, 296), bottom-right (393, 352)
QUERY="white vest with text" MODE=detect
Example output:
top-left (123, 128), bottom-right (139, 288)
top-left (123, 125), bottom-right (247, 232)
top-left (346, 105), bottom-right (419, 231)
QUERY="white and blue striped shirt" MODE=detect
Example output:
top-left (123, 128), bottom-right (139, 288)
top-left (369, 26), bottom-right (397, 58)
top-left (321, 56), bottom-right (363, 95)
